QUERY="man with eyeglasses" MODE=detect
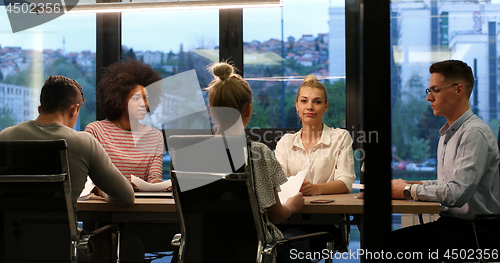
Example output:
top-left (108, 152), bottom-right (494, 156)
top-left (390, 60), bottom-right (500, 261)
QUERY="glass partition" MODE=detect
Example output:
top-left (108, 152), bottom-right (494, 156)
top-left (390, 0), bottom-right (500, 181)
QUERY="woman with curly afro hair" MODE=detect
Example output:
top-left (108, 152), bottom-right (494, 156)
top-left (85, 60), bottom-right (165, 185)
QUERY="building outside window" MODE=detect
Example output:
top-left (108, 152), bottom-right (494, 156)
top-left (0, 9), bottom-right (96, 131)
top-left (243, 0), bottom-right (346, 130)
top-left (122, 9), bottom-right (219, 131)
top-left (391, 0), bottom-right (500, 182)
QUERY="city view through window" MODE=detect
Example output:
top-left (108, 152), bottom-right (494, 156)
top-left (390, 0), bottom-right (500, 182)
top-left (0, 11), bottom-right (96, 131)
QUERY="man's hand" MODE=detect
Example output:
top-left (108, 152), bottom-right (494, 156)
top-left (91, 186), bottom-right (101, 197)
top-left (391, 178), bottom-right (407, 199)
top-left (130, 181), bottom-right (138, 191)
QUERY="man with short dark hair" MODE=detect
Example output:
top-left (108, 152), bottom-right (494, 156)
top-left (390, 60), bottom-right (500, 261)
top-left (0, 75), bottom-right (134, 206)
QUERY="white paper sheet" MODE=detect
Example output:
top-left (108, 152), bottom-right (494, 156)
top-left (78, 176), bottom-right (95, 201)
top-left (278, 168), bottom-right (307, 204)
top-left (131, 175), bottom-right (172, 192)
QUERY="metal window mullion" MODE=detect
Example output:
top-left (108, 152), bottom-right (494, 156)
top-left (96, 0), bottom-right (121, 121)
top-left (345, 0), bottom-right (392, 261)
top-left (219, 9), bottom-right (243, 76)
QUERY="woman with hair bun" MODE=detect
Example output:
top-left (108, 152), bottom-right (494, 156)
top-left (206, 62), bottom-right (306, 263)
top-left (275, 75), bottom-right (355, 196)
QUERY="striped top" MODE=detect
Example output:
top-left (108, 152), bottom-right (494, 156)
top-left (85, 119), bottom-right (164, 183)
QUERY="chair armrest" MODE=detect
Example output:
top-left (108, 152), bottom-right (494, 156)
top-left (281, 231), bottom-right (334, 244)
top-left (77, 224), bottom-right (117, 250)
top-left (76, 224), bottom-right (119, 260)
top-left (472, 213), bottom-right (500, 221)
top-left (263, 232), bottom-right (334, 255)
top-left (77, 235), bottom-right (91, 250)
top-left (171, 233), bottom-right (182, 247)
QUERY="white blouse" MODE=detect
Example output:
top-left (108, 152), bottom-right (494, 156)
top-left (275, 124), bottom-right (356, 192)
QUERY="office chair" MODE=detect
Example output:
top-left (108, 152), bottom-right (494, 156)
top-left (245, 128), bottom-right (298, 151)
top-left (168, 134), bottom-right (334, 263)
top-left (437, 213), bottom-right (500, 263)
top-left (446, 128), bottom-right (500, 262)
top-left (461, 127), bottom-right (500, 263)
top-left (0, 140), bottom-right (83, 262)
top-left (0, 140), bottom-right (123, 263)
top-left (441, 128), bottom-right (500, 263)
top-left (246, 128), bottom-right (351, 253)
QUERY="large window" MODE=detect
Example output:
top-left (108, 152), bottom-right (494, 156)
top-left (122, 10), bottom-right (219, 178)
top-left (390, 0), bottom-right (500, 181)
top-left (243, 0), bottom-right (346, 129)
top-left (122, 10), bottom-right (219, 130)
top-left (0, 9), bottom-right (96, 131)
top-left (122, 9), bottom-right (219, 81)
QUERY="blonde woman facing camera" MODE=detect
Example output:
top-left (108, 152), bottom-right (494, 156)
top-left (206, 62), bottom-right (306, 263)
top-left (275, 75), bottom-right (356, 254)
top-left (275, 75), bottom-right (355, 196)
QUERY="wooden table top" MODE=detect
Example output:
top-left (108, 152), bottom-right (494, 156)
top-left (77, 193), bottom-right (441, 215)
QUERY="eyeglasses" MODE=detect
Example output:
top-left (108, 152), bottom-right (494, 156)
top-left (425, 83), bottom-right (459, 95)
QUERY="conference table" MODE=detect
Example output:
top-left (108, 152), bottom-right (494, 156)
top-left (77, 193), bottom-right (441, 225)
top-left (77, 192), bottom-right (440, 258)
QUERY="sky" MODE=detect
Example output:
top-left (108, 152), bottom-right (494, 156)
top-left (0, 0), bottom-right (340, 53)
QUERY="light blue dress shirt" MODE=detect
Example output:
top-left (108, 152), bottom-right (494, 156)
top-left (414, 109), bottom-right (500, 220)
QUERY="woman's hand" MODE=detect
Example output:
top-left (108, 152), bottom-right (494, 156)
top-left (300, 180), bottom-right (319, 196)
top-left (286, 192), bottom-right (305, 213)
top-left (149, 178), bottom-right (163, 184)
top-left (149, 178), bottom-right (172, 192)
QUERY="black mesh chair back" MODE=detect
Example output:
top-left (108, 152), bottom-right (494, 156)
top-left (169, 134), bottom-right (266, 263)
top-left (0, 140), bottom-right (78, 263)
top-left (245, 128), bottom-right (298, 151)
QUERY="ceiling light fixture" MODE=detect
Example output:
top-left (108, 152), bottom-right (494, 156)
top-left (37, 0), bottom-right (282, 14)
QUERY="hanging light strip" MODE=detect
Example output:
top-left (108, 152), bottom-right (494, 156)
top-left (37, 0), bottom-right (282, 14)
